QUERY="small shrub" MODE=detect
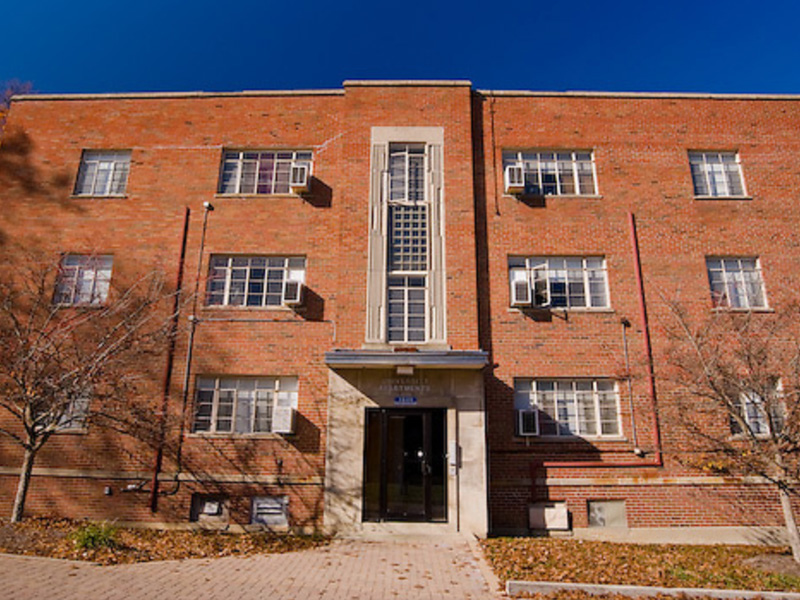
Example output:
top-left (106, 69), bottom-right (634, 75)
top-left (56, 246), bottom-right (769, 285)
top-left (72, 522), bottom-right (118, 550)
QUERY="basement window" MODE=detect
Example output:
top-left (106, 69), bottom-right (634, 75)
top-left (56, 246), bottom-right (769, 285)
top-left (588, 500), bottom-right (627, 527)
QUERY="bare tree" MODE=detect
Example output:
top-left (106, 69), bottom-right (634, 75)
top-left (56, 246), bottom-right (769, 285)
top-left (0, 80), bottom-right (33, 135)
top-left (663, 301), bottom-right (800, 561)
top-left (0, 253), bottom-right (172, 522)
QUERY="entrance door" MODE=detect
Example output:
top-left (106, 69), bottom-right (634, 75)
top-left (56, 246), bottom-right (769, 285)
top-left (363, 408), bottom-right (446, 522)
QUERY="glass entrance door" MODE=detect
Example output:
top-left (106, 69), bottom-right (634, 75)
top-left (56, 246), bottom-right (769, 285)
top-left (363, 408), bottom-right (446, 522)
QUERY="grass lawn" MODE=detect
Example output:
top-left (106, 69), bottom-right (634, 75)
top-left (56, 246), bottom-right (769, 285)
top-left (0, 518), bottom-right (328, 565)
top-left (481, 537), bottom-right (800, 592)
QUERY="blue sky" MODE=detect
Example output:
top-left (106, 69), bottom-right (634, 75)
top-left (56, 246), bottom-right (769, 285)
top-left (3, 0), bottom-right (799, 94)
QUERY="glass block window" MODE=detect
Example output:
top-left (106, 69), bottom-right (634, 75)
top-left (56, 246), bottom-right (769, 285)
top-left (74, 151), bottom-right (131, 196)
top-left (218, 150), bottom-right (312, 195)
top-left (514, 379), bottom-right (621, 437)
top-left (389, 204), bottom-right (428, 271)
top-left (192, 377), bottom-right (298, 434)
top-left (689, 152), bottom-right (746, 197)
top-left (503, 150), bottom-right (597, 196)
top-left (706, 257), bottom-right (767, 309)
top-left (387, 276), bottom-right (426, 343)
top-left (205, 256), bottom-right (305, 307)
top-left (54, 255), bottom-right (113, 306)
top-left (509, 257), bottom-right (609, 309)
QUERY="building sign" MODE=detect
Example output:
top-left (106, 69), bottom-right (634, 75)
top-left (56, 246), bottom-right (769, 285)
top-left (394, 396), bottom-right (418, 406)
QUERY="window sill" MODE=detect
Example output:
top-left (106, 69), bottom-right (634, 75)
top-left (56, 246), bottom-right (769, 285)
top-left (509, 307), bottom-right (614, 313)
top-left (514, 435), bottom-right (628, 442)
top-left (188, 432), bottom-right (284, 439)
top-left (54, 428), bottom-right (89, 435)
top-left (53, 303), bottom-right (107, 310)
top-left (214, 193), bottom-right (302, 199)
top-left (201, 305), bottom-right (296, 312)
top-left (694, 195), bottom-right (752, 201)
top-left (505, 193), bottom-right (603, 200)
top-left (711, 307), bottom-right (773, 313)
top-left (70, 194), bottom-right (128, 200)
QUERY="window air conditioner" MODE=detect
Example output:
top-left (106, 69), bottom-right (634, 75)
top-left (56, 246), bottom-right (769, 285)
top-left (504, 165), bottom-right (525, 194)
top-left (289, 164), bottom-right (310, 194)
top-left (517, 410), bottom-right (539, 436)
top-left (510, 268), bottom-right (531, 307)
top-left (283, 281), bottom-right (304, 305)
top-left (529, 501), bottom-right (570, 530)
top-left (272, 406), bottom-right (296, 434)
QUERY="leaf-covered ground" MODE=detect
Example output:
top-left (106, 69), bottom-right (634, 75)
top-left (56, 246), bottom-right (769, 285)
top-left (0, 518), bottom-right (328, 565)
top-left (481, 537), bottom-right (800, 592)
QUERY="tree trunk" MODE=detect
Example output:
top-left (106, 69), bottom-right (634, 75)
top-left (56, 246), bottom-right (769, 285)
top-left (10, 447), bottom-right (36, 523)
top-left (779, 484), bottom-right (800, 563)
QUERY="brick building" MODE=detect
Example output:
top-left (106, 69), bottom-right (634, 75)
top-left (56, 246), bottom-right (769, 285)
top-left (1, 80), bottom-right (799, 541)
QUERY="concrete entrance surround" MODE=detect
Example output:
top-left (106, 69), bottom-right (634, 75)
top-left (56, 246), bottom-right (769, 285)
top-left (324, 368), bottom-right (489, 537)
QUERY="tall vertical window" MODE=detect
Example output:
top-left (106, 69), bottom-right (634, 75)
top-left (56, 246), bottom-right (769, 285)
top-left (218, 151), bottom-right (312, 195)
top-left (503, 150), bottom-right (597, 196)
top-left (706, 257), bottom-right (767, 309)
top-left (387, 144), bottom-right (428, 343)
top-left (74, 151), bottom-right (131, 196)
top-left (54, 255), bottom-right (113, 306)
top-left (689, 152), bottom-right (746, 197)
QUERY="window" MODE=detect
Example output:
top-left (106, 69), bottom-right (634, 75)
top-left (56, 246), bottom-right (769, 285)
top-left (190, 494), bottom-right (228, 522)
top-left (74, 151), bottom-right (131, 196)
top-left (218, 150), bottom-right (312, 195)
top-left (706, 257), bottom-right (767, 309)
top-left (205, 256), bottom-right (305, 307)
top-left (514, 379), bottom-right (621, 437)
top-left (509, 257), bottom-right (609, 309)
top-left (192, 377), bottom-right (298, 434)
top-left (387, 143), bottom-right (429, 342)
top-left (503, 150), bottom-right (597, 196)
top-left (689, 152), bottom-right (746, 197)
top-left (731, 386), bottom-right (784, 436)
top-left (57, 396), bottom-right (90, 431)
top-left (54, 255), bottom-right (113, 306)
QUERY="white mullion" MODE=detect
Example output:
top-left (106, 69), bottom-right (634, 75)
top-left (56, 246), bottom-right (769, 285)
top-left (703, 153), bottom-right (712, 196)
top-left (593, 380), bottom-right (601, 437)
top-left (223, 257), bottom-right (233, 305)
top-left (210, 379), bottom-right (220, 434)
top-left (554, 152), bottom-right (562, 194)
top-left (582, 258), bottom-right (591, 308)
top-left (571, 381), bottom-right (580, 435)
top-left (572, 152), bottom-right (580, 195)
top-left (243, 258), bottom-right (252, 307)
top-left (536, 152), bottom-right (543, 192)
top-left (250, 381), bottom-right (258, 433)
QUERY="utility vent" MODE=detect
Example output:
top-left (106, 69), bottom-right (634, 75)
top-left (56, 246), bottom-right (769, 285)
top-left (289, 164), bottom-right (310, 193)
top-left (504, 165), bottom-right (525, 194)
top-left (272, 406), bottom-right (296, 434)
top-left (529, 501), bottom-right (570, 530)
top-left (251, 496), bottom-right (289, 527)
top-left (190, 494), bottom-right (228, 522)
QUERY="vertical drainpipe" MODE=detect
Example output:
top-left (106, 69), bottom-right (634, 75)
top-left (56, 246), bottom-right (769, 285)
top-left (150, 207), bottom-right (191, 512)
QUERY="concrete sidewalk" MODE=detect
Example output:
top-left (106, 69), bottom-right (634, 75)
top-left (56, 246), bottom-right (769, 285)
top-left (1, 535), bottom-right (501, 600)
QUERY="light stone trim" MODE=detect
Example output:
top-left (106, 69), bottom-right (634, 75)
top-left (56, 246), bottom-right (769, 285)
top-left (479, 90), bottom-right (800, 100)
top-left (507, 579), bottom-right (800, 599)
top-left (12, 90), bottom-right (345, 102)
top-left (492, 475), bottom-right (771, 487)
top-left (0, 466), bottom-right (321, 485)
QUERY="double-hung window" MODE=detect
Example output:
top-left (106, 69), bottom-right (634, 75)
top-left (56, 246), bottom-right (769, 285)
top-left (731, 386), bottom-right (784, 437)
top-left (515, 379), bottom-right (621, 437)
top-left (218, 150), bottom-right (312, 195)
top-left (509, 257), bottom-right (609, 309)
top-left (689, 152), bottom-right (746, 198)
top-left (206, 256), bottom-right (305, 307)
top-left (74, 151), bottom-right (131, 196)
top-left (503, 150), bottom-right (597, 196)
top-left (54, 254), bottom-right (113, 306)
top-left (192, 377), bottom-right (298, 434)
top-left (57, 395), bottom-right (90, 431)
top-left (706, 257), bottom-right (767, 309)
top-left (387, 143), bottom-right (428, 342)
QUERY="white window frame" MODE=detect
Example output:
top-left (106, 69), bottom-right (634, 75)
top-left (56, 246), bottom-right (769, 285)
top-left (514, 379), bottom-right (622, 438)
top-left (56, 395), bottom-right (90, 432)
top-left (205, 256), bottom-right (305, 308)
top-left (192, 377), bottom-right (298, 435)
top-left (731, 384), bottom-right (784, 437)
top-left (508, 257), bottom-right (610, 310)
top-left (689, 151), bottom-right (747, 198)
top-left (502, 150), bottom-right (598, 196)
top-left (74, 150), bottom-right (131, 196)
top-left (385, 143), bottom-right (430, 343)
top-left (218, 150), bottom-right (313, 195)
top-left (706, 257), bottom-right (767, 310)
top-left (54, 254), bottom-right (113, 306)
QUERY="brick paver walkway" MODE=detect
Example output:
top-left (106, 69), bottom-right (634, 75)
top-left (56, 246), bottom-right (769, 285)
top-left (1, 535), bottom-right (501, 599)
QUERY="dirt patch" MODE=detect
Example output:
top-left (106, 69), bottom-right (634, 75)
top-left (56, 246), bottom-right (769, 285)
top-left (0, 518), bottom-right (329, 565)
top-left (744, 553), bottom-right (800, 579)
